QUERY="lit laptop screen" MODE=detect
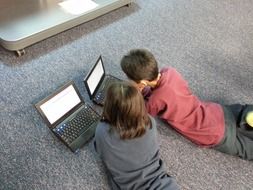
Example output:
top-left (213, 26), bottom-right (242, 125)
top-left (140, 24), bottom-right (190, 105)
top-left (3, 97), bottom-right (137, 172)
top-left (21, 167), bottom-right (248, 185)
top-left (86, 59), bottom-right (104, 95)
top-left (39, 85), bottom-right (81, 124)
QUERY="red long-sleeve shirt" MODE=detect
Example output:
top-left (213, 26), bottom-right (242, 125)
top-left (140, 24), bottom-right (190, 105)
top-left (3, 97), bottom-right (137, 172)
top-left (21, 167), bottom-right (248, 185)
top-left (146, 67), bottom-right (225, 146)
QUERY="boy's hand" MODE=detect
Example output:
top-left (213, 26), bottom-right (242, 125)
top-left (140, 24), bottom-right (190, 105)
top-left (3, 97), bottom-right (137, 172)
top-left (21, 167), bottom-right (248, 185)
top-left (128, 80), bottom-right (144, 92)
top-left (128, 80), bottom-right (151, 98)
top-left (136, 83), bottom-right (145, 92)
top-left (133, 81), bottom-right (151, 97)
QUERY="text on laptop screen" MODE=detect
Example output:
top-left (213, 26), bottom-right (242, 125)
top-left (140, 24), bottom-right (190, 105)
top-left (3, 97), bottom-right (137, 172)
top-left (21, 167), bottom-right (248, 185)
top-left (86, 59), bottom-right (104, 95)
top-left (39, 85), bottom-right (81, 124)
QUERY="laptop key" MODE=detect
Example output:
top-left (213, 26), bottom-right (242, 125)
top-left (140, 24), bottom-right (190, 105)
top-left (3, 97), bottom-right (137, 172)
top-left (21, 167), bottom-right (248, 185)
top-left (54, 106), bottom-right (100, 145)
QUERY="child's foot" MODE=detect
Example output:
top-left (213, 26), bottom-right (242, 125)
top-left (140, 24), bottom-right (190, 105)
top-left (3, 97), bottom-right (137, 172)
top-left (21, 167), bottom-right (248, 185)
top-left (246, 111), bottom-right (253, 127)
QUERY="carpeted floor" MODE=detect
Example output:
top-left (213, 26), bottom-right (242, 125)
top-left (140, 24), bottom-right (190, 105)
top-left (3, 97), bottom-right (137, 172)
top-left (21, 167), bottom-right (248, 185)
top-left (0, 0), bottom-right (253, 189)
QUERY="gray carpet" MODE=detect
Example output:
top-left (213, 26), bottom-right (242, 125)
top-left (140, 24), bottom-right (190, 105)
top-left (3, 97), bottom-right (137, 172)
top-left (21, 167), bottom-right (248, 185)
top-left (1, 0), bottom-right (253, 189)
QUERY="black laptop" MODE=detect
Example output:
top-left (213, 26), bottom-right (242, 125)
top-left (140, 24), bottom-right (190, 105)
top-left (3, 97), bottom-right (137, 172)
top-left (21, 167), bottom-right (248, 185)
top-left (83, 56), bottom-right (121, 105)
top-left (35, 81), bottom-right (100, 153)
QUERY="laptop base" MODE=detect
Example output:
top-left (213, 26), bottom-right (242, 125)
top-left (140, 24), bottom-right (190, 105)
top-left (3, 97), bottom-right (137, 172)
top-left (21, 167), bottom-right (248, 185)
top-left (68, 123), bottom-right (97, 152)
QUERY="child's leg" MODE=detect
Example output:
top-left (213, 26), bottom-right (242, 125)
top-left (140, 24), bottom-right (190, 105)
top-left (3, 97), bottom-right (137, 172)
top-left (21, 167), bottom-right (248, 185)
top-left (218, 129), bottom-right (253, 160)
top-left (214, 105), bottom-right (238, 156)
top-left (235, 131), bottom-right (253, 160)
top-left (228, 104), bottom-right (253, 139)
top-left (228, 104), bottom-right (245, 121)
top-left (214, 105), bottom-right (253, 160)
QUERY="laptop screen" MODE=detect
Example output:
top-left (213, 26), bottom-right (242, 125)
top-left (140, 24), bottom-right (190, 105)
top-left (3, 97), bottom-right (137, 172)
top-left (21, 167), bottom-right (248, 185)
top-left (86, 58), bottom-right (104, 95)
top-left (39, 84), bottom-right (81, 125)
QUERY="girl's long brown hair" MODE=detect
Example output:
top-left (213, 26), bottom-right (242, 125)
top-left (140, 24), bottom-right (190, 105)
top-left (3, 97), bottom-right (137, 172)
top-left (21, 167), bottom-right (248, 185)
top-left (102, 81), bottom-right (151, 139)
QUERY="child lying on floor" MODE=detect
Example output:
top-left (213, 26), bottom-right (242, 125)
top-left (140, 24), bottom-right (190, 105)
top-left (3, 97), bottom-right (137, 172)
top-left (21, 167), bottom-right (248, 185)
top-left (94, 81), bottom-right (179, 190)
top-left (120, 48), bottom-right (253, 160)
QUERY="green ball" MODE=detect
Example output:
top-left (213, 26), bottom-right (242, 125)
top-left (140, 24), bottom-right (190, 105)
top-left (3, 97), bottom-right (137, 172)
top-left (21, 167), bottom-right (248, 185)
top-left (246, 111), bottom-right (253, 127)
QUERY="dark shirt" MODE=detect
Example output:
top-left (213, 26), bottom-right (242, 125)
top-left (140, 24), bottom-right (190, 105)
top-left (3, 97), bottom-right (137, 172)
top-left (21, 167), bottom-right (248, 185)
top-left (94, 116), bottom-right (179, 190)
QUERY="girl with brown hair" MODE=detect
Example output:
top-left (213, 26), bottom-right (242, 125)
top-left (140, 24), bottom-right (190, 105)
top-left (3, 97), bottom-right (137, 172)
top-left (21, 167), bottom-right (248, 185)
top-left (94, 81), bottom-right (179, 190)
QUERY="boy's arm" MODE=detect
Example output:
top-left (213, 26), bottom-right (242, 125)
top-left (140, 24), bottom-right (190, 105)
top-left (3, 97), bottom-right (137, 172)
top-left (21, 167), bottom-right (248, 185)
top-left (146, 99), bottom-right (167, 117)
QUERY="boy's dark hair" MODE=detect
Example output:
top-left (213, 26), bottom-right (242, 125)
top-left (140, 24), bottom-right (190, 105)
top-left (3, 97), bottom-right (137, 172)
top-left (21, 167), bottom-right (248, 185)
top-left (120, 49), bottom-right (159, 82)
top-left (102, 81), bottom-right (151, 139)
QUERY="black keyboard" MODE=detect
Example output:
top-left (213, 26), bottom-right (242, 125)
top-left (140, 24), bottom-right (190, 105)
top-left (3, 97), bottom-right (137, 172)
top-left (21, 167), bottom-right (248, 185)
top-left (53, 105), bottom-right (100, 145)
top-left (95, 77), bottom-right (119, 104)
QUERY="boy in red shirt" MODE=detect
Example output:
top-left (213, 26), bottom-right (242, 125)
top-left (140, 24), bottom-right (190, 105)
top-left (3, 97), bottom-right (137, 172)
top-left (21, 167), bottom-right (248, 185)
top-left (120, 48), bottom-right (253, 160)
